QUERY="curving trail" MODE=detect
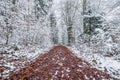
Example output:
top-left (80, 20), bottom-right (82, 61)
top-left (8, 46), bottom-right (117, 80)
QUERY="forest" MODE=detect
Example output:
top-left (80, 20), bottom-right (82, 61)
top-left (0, 0), bottom-right (120, 79)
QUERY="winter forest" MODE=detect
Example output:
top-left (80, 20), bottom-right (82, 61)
top-left (0, 0), bottom-right (120, 79)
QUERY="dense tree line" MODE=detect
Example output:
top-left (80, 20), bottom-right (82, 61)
top-left (0, 0), bottom-right (120, 54)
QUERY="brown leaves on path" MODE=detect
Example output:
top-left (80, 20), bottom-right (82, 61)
top-left (8, 46), bottom-right (117, 80)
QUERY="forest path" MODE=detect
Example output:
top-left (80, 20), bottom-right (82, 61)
top-left (8, 46), bottom-right (117, 80)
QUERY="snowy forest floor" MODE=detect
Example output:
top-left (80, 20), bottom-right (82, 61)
top-left (0, 45), bottom-right (120, 80)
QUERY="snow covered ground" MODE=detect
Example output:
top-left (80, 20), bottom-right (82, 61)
top-left (0, 45), bottom-right (120, 79)
top-left (69, 46), bottom-right (120, 79)
top-left (0, 45), bottom-right (51, 79)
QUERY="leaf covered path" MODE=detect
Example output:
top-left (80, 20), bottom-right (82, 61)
top-left (8, 46), bottom-right (117, 80)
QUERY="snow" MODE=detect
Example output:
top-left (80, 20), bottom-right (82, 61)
top-left (1, 45), bottom-right (120, 79)
top-left (0, 45), bottom-right (51, 79)
top-left (78, 64), bottom-right (83, 68)
top-left (69, 46), bottom-right (120, 79)
top-left (66, 67), bottom-right (70, 72)
top-left (85, 75), bottom-right (89, 80)
top-left (0, 0), bottom-right (120, 79)
top-left (58, 62), bottom-right (63, 66)
top-left (55, 70), bottom-right (58, 75)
